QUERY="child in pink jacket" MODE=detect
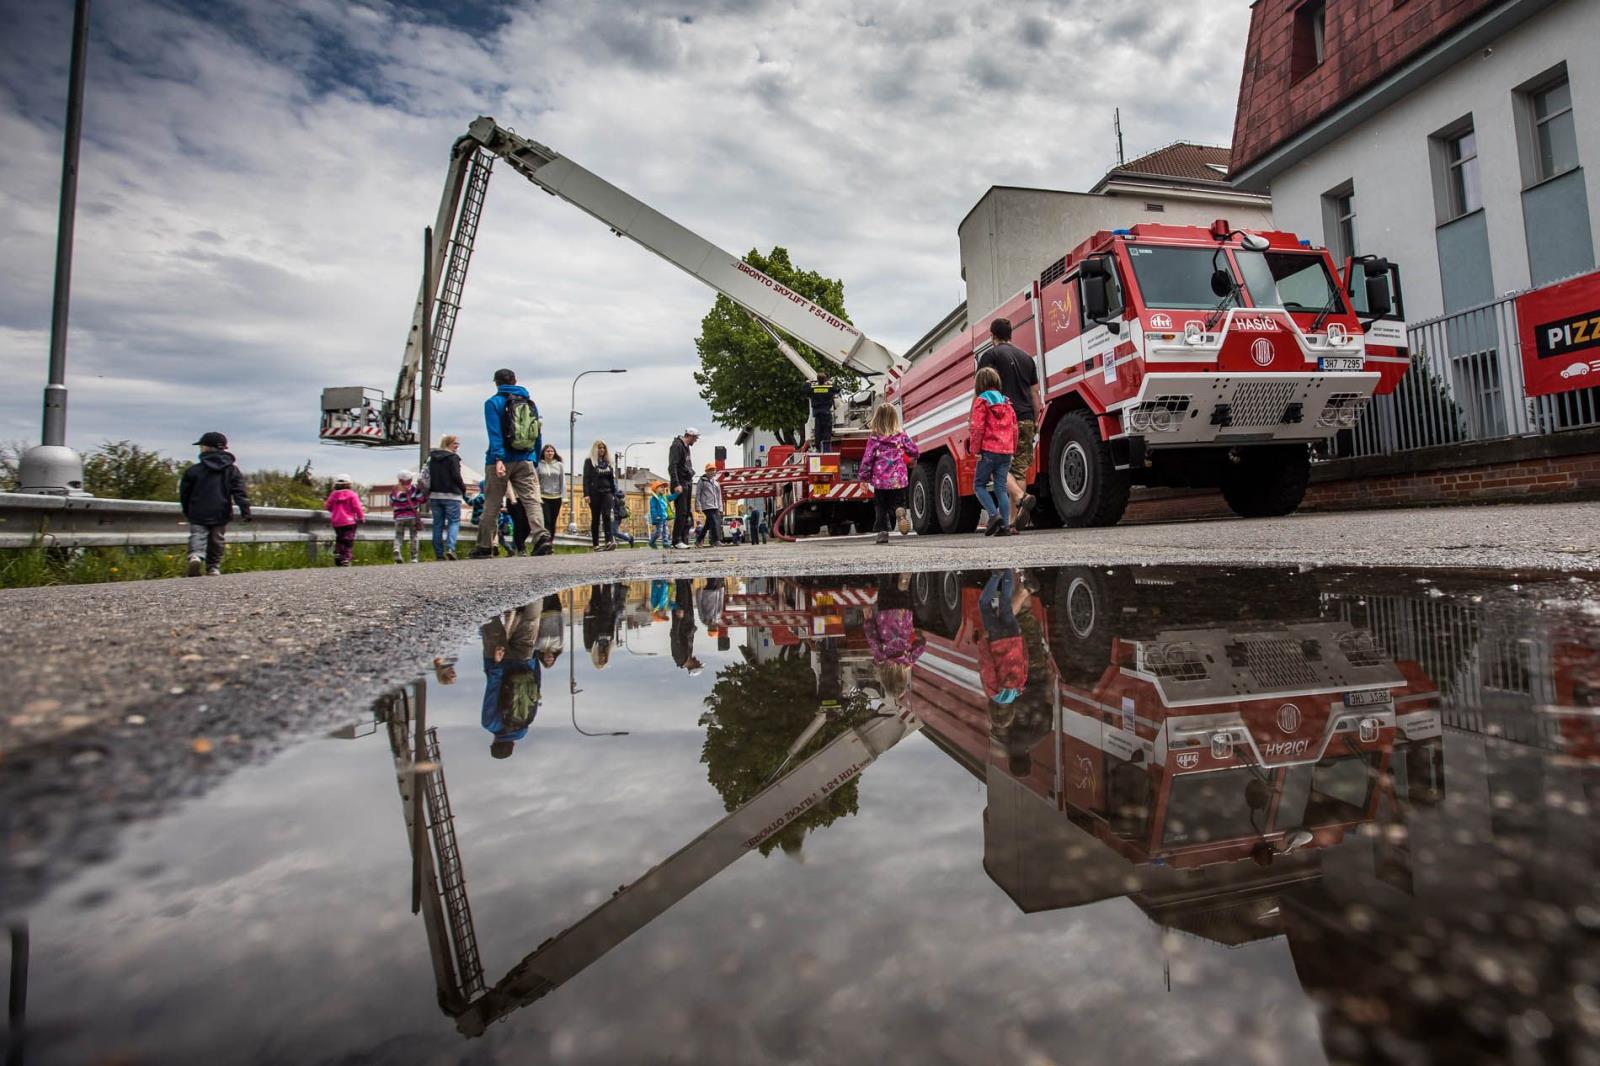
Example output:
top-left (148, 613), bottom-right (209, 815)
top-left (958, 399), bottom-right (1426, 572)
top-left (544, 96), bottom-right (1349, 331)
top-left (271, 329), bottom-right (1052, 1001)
top-left (325, 475), bottom-right (366, 567)
top-left (859, 403), bottom-right (921, 544)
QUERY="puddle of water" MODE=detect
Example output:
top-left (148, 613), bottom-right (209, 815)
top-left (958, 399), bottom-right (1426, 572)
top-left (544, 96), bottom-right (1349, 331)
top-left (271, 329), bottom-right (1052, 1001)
top-left (5, 567), bottom-right (1600, 1064)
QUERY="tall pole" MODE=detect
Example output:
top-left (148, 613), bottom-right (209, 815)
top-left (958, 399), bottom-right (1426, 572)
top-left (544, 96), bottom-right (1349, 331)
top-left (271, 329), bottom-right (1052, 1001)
top-left (567, 368), bottom-right (627, 533)
top-left (19, 0), bottom-right (91, 494)
top-left (419, 227), bottom-right (434, 474)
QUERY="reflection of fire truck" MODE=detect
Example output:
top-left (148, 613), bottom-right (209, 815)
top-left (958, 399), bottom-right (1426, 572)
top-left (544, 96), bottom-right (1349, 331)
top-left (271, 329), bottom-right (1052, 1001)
top-left (907, 567), bottom-right (1442, 885)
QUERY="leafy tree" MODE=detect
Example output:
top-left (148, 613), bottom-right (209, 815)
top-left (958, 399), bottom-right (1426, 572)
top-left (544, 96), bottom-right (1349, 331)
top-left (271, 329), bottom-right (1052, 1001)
top-left (699, 644), bottom-right (873, 857)
top-left (692, 247), bottom-right (860, 446)
top-left (248, 467), bottom-right (327, 509)
top-left (82, 440), bottom-right (185, 501)
top-left (0, 440), bottom-right (24, 493)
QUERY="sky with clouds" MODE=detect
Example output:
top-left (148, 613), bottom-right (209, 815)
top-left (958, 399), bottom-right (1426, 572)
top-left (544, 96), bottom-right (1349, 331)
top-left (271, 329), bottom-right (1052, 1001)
top-left (0, 0), bottom-right (1252, 486)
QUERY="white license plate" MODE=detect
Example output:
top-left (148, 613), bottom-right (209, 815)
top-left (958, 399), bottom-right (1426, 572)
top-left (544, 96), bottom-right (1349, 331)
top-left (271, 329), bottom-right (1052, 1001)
top-left (1319, 356), bottom-right (1365, 371)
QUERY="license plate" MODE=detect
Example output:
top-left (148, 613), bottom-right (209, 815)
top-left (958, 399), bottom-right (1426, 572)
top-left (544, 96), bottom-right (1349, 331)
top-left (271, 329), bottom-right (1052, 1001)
top-left (1319, 356), bottom-right (1364, 371)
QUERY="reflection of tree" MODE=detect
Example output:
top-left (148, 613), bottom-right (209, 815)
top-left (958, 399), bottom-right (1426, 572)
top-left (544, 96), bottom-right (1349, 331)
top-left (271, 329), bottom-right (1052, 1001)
top-left (699, 646), bottom-right (872, 857)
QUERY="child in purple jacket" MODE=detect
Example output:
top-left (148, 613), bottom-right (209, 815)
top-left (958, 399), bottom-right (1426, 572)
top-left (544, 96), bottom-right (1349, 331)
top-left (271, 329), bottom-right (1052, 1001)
top-left (325, 475), bottom-right (366, 567)
top-left (389, 471), bottom-right (424, 564)
top-left (867, 573), bottom-right (924, 711)
top-left (859, 403), bottom-right (921, 544)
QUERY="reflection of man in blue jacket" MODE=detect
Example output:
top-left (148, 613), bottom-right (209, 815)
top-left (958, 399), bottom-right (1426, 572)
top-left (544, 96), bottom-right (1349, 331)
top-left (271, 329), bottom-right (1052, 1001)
top-left (482, 607), bottom-right (541, 759)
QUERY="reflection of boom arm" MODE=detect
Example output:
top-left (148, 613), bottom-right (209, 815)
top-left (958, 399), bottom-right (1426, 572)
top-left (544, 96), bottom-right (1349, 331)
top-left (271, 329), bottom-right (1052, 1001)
top-left (455, 708), bottom-right (919, 1037)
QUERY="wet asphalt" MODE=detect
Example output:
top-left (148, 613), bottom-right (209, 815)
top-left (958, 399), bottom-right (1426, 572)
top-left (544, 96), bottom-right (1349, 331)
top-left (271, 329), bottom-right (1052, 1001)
top-left (1, 500), bottom-right (1597, 909)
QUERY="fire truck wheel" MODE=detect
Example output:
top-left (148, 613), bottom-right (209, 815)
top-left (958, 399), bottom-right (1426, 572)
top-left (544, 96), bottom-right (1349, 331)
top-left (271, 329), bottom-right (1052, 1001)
top-left (934, 454), bottom-right (980, 535)
top-left (1050, 565), bottom-right (1129, 686)
top-left (908, 463), bottom-right (938, 536)
top-left (1219, 445), bottom-right (1311, 518)
top-left (1049, 410), bottom-right (1130, 528)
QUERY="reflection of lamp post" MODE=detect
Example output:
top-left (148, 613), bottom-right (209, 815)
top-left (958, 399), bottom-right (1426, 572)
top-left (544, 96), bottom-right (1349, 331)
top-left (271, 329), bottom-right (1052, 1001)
top-left (568, 369), bottom-right (627, 533)
top-left (567, 588), bottom-right (629, 736)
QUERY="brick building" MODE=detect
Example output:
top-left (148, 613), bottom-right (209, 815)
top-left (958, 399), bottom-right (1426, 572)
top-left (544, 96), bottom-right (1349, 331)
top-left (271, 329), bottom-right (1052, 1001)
top-left (1230, 0), bottom-right (1598, 317)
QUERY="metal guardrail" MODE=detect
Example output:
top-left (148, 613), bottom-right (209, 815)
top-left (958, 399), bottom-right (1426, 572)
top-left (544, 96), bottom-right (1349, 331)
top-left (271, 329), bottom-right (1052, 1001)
top-left (0, 493), bottom-right (484, 551)
top-left (1349, 281), bottom-right (1600, 457)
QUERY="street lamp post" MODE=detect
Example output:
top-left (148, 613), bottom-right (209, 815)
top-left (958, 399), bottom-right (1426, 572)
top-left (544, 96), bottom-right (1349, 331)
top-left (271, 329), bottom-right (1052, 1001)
top-left (568, 368), bottom-right (627, 533)
top-left (619, 440), bottom-right (656, 478)
top-left (19, 0), bottom-right (91, 495)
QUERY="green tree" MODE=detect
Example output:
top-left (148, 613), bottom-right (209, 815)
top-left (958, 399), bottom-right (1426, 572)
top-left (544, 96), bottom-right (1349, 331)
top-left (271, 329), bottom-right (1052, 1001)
top-left (698, 645), bottom-right (872, 857)
top-left (0, 440), bottom-right (24, 493)
top-left (248, 466), bottom-right (326, 509)
top-left (692, 247), bottom-right (859, 446)
top-left (82, 440), bottom-right (185, 501)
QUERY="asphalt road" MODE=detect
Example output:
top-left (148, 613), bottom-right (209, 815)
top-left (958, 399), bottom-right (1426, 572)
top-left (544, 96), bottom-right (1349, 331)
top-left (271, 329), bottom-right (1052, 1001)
top-left (3, 499), bottom-right (1597, 909)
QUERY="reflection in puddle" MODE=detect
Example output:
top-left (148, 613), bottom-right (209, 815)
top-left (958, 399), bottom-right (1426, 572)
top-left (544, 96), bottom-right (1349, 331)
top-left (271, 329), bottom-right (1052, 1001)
top-left (8, 567), bottom-right (1600, 1064)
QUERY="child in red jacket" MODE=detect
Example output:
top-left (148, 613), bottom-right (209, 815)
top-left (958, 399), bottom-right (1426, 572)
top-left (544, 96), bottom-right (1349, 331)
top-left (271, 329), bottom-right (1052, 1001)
top-left (978, 569), bottom-right (1028, 707)
top-left (970, 366), bottom-right (1018, 536)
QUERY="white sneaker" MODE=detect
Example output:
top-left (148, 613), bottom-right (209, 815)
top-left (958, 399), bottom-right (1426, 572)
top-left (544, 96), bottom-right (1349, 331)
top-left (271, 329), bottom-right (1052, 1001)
top-left (186, 555), bottom-right (203, 578)
top-left (673, 542), bottom-right (689, 549)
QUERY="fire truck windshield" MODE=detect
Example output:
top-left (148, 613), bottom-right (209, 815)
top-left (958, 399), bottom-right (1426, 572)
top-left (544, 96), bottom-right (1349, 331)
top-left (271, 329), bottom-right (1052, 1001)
top-left (1125, 245), bottom-right (1230, 310)
top-left (1235, 250), bottom-right (1341, 313)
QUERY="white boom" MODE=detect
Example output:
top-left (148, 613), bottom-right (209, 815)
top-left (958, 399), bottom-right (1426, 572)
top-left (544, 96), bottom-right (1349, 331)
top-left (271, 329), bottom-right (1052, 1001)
top-left (320, 117), bottom-right (902, 448)
top-left (463, 116), bottom-right (901, 378)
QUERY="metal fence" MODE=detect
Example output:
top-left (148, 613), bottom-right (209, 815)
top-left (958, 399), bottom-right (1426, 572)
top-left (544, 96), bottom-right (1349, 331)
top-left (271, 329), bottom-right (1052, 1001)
top-left (0, 493), bottom-right (478, 551)
top-left (1348, 284), bottom-right (1600, 457)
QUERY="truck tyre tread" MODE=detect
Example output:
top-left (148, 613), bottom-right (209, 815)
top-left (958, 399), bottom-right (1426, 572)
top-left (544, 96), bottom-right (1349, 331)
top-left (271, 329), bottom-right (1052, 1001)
top-left (1049, 410), bottom-right (1129, 528)
top-left (909, 462), bottom-right (938, 536)
top-left (1220, 445), bottom-right (1311, 518)
top-left (934, 453), bottom-right (979, 535)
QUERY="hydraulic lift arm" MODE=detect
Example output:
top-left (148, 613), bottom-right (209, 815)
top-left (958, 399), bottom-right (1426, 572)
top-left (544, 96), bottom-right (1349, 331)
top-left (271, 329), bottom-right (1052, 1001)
top-left (460, 116), bottom-right (901, 378)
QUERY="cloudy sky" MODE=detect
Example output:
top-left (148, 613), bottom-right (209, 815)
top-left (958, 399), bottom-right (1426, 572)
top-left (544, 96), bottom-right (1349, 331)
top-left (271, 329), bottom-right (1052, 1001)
top-left (0, 0), bottom-right (1251, 485)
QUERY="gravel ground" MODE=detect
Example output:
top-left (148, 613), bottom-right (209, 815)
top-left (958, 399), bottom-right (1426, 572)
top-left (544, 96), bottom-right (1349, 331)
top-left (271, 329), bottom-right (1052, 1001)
top-left (2, 500), bottom-right (1597, 909)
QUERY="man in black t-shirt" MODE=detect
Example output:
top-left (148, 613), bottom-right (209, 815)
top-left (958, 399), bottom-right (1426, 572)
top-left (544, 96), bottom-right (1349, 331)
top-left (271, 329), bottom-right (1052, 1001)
top-left (976, 318), bottom-right (1041, 528)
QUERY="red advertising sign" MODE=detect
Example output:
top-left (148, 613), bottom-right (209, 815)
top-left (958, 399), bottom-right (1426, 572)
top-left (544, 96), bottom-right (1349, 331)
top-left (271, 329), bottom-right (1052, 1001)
top-left (1516, 269), bottom-right (1600, 397)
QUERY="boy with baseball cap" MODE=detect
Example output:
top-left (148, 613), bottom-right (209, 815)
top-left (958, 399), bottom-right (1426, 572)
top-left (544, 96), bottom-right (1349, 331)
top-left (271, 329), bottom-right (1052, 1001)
top-left (178, 431), bottom-right (252, 577)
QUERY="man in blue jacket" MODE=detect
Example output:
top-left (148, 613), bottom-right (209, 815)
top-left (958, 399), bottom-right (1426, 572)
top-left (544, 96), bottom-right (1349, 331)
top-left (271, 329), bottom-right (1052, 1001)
top-left (471, 368), bottom-right (552, 558)
top-left (481, 607), bottom-right (540, 759)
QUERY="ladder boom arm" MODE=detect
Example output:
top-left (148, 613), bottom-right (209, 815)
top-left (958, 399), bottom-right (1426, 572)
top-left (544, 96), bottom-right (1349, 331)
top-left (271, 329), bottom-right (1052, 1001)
top-left (465, 116), bottom-right (902, 378)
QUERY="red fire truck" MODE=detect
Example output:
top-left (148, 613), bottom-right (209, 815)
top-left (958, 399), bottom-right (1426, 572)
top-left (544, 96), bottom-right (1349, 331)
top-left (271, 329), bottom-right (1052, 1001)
top-left (891, 223), bottom-right (1410, 533)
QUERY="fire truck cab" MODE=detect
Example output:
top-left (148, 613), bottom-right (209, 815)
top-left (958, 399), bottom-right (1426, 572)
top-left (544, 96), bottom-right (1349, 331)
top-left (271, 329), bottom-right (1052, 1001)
top-left (892, 221), bottom-right (1409, 532)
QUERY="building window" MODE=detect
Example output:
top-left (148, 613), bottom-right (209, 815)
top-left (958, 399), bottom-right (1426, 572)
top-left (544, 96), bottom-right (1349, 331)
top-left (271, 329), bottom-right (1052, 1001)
top-left (1291, 1), bottom-right (1327, 81)
top-left (1321, 182), bottom-right (1357, 260)
top-left (1432, 119), bottom-right (1482, 222)
top-left (1530, 75), bottom-right (1578, 183)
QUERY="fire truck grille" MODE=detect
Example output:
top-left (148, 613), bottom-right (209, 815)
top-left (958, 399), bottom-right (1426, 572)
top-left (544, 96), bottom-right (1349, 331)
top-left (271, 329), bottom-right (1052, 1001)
top-left (1239, 639), bottom-right (1320, 690)
top-left (1229, 382), bottom-right (1298, 427)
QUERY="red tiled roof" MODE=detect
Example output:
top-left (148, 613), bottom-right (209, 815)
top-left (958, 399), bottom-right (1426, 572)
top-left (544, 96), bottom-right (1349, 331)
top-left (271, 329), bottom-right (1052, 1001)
top-left (1231, 0), bottom-right (1503, 174)
top-left (1102, 142), bottom-right (1234, 186)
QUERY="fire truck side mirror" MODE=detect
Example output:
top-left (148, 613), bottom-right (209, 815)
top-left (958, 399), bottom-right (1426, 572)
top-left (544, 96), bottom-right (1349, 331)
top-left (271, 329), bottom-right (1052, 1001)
top-left (1210, 268), bottom-right (1234, 298)
top-left (1364, 272), bottom-right (1393, 317)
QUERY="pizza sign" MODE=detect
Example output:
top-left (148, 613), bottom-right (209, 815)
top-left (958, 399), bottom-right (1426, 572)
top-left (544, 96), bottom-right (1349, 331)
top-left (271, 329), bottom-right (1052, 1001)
top-left (1516, 269), bottom-right (1600, 398)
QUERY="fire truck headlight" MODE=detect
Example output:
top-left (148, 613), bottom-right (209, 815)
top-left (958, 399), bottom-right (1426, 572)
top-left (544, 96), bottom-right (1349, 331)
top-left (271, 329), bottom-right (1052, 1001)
top-left (1359, 717), bottom-right (1380, 743)
top-left (1184, 321), bottom-right (1205, 345)
top-left (1149, 407), bottom-right (1174, 432)
top-left (1326, 323), bottom-right (1348, 346)
top-left (1210, 733), bottom-right (1234, 760)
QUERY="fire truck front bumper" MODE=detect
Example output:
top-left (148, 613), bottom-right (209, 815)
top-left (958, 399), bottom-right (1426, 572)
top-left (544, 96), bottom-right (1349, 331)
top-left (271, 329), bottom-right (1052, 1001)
top-left (1116, 371), bottom-right (1381, 447)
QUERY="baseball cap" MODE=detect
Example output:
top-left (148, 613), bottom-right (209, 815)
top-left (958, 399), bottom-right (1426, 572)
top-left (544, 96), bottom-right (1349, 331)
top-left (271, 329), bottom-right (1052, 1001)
top-left (193, 431), bottom-right (228, 448)
top-left (684, 426), bottom-right (701, 436)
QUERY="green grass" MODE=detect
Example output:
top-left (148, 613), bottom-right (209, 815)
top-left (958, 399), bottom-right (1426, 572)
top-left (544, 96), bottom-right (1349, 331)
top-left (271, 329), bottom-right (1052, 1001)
top-left (0, 540), bottom-right (596, 589)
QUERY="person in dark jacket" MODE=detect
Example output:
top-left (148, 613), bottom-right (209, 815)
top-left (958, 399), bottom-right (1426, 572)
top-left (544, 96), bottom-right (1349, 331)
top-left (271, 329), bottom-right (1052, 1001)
top-left (481, 606), bottom-right (540, 759)
top-left (667, 428), bottom-right (699, 549)
top-left (423, 435), bottom-right (467, 560)
top-left (670, 578), bottom-right (701, 673)
top-left (472, 369), bottom-right (551, 559)
top-left (582, 440), bottom-right (619, 551)
top-left (178, 431), bottom-right (251, 577)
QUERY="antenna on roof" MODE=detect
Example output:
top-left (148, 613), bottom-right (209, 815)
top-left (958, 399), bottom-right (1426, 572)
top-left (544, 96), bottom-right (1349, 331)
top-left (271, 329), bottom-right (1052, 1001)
top-left (1114, 108), bottom-right (1125, 165)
